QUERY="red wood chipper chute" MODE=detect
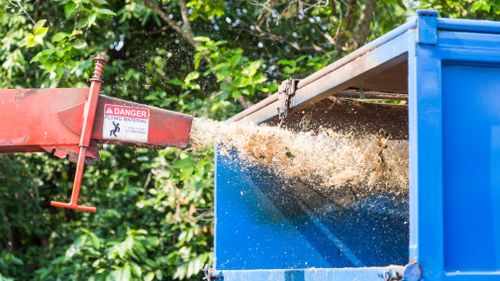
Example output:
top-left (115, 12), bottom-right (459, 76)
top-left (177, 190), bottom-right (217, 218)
top-left (0, 56), bottom-right (193, 212)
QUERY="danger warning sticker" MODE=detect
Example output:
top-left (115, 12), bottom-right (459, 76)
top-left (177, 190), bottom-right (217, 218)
top-left (103, 104), bottom-right (150, 143)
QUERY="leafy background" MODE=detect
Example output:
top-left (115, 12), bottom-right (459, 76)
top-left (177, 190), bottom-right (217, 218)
top-left (0, 0), bottom-right (498, 280)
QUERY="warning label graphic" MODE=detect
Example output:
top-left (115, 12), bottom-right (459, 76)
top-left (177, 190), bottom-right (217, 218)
top-left (103, 104), bottom-right (150, 143)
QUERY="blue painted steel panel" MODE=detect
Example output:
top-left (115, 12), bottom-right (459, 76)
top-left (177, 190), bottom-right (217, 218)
top-left (438, 18), bottom-right (500, 34)
top-left (219, 267), bottom-right (404, 281)
top-left (408, 12), bottom-right (500, 281)
top-left (442, 63), bottom-right (500, 271)
top-left (416, 10), bottom-right (438, 44)
top-left (409, 41), bottom-right (446, 281)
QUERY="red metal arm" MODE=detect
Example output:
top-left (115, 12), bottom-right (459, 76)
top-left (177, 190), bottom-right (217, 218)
top-left (0, 56), bottom-right (193, 212)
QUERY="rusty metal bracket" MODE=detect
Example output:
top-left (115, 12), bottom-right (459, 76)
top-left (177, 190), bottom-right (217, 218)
top-left (277, 78), bottom-right (300, 120)
top-left (203, 268), bottom-right (224, 281)
top-left (379, 270), bottom-right (403, 281)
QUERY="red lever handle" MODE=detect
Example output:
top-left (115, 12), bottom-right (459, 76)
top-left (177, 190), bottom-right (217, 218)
top-left (51, 55), bottom-right (107, 212)
top-left (50, 146), bottom-right (96, 212)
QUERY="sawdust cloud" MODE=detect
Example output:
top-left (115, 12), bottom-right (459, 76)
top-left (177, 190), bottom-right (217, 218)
top-left (189, 118), bottom-right (408, 206)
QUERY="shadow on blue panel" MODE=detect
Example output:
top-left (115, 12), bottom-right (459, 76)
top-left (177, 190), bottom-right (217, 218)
top-left (215, 151), bottom-right (408, 270)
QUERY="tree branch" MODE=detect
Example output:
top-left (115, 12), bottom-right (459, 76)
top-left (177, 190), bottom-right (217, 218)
top-left (342, 0), bottom-right (357, 32)
top-left (178, 0), bottom-right (195, 42)
top-left (9, 0), bottom-right (36, 24)
top-left (143, 0), bottom-right (197, 47)
top-left (131, 25), bottom-right (169, 35)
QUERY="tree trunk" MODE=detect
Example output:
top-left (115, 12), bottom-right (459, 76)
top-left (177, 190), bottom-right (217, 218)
top-left (355, 0), bottom-right (376, 47)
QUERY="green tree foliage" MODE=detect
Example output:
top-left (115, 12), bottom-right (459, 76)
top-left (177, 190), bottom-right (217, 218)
top-left (420, 0), bottom-right (499, 19)
top-left (0, 0), bottom-right (497, 280)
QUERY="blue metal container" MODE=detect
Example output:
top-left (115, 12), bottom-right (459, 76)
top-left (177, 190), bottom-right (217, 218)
top-left (213, 10), bottom-right (500, 281)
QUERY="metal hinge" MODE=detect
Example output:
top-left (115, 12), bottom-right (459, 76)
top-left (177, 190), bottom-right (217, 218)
top-left (403, 262), bottom-right (422, 281)
top-left (277, 78), bottom-right (300, 120)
